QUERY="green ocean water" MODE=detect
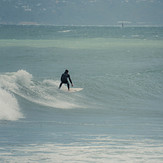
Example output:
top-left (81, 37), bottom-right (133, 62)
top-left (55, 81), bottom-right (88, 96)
top-left (0, 25), bottom-right (163, 162)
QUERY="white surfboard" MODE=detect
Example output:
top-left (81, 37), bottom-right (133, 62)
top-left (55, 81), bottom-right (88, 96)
top-left (69, 88), bottom-right (83, 92)
top-left (62, 88), bottom-right (83, 92)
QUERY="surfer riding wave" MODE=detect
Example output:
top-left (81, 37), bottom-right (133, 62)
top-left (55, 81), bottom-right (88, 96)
top-left (59, 69), bottom-right (73, 90)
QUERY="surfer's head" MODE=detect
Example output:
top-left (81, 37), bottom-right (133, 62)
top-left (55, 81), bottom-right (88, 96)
top-left (65, 69), bottom-right (69, 74)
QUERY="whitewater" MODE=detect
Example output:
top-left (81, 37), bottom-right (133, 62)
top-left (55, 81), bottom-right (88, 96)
top-left (0, 25), bottom-right (163, 162)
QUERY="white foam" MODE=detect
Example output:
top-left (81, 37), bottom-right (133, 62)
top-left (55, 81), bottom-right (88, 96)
top-left (1, 136), bottom-right (163, 162)
top-left (0, 69), bottom-right (33, 91)
top-left (0, 88), bottom-right (23, 121)
top-left (58, 30), bottom-right (71, 33)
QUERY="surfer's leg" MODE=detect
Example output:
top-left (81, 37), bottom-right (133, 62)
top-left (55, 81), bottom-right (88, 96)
top-left (67, 82), bottom-right (70, 90)
top-left (59, 82), bottom-right (63, 89)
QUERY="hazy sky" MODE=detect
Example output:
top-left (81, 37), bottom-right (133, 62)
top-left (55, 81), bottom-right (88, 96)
top-left (0, 0), bottom-right (163, 25)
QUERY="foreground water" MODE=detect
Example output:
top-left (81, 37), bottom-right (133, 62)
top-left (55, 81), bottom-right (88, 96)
top-left (0, 25), bottom-right (163, 162)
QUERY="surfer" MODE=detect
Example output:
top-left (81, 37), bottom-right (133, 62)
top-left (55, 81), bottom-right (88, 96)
top-left (59, 69), bottom-right (73, 90)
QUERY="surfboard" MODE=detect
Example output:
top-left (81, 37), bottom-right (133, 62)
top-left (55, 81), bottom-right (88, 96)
top-left (62, 88), bottom-right (83, 92)
top-left (69, 88), bottom-right (83, 92)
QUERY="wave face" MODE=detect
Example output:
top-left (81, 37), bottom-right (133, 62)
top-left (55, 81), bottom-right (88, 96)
top-left (0, 70), bottom-right (84, 121)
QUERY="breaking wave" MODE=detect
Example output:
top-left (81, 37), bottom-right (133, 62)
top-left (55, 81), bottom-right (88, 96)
top-left (0, 70), bottom-right (84, 121)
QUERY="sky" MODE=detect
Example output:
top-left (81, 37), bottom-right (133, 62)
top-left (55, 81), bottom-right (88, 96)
top-left (0, 0), bottom-right (163, 26)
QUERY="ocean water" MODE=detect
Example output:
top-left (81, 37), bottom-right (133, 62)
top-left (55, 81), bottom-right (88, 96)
top-left (0, 25), bottom-right (163, 162)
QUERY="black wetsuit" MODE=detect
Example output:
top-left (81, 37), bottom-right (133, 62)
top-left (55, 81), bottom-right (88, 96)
top-left (59, 72), bottom-right (72, 90)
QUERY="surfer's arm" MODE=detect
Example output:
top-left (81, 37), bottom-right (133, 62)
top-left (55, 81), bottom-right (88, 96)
top-left (68, 75), bottom-right (73, 86)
